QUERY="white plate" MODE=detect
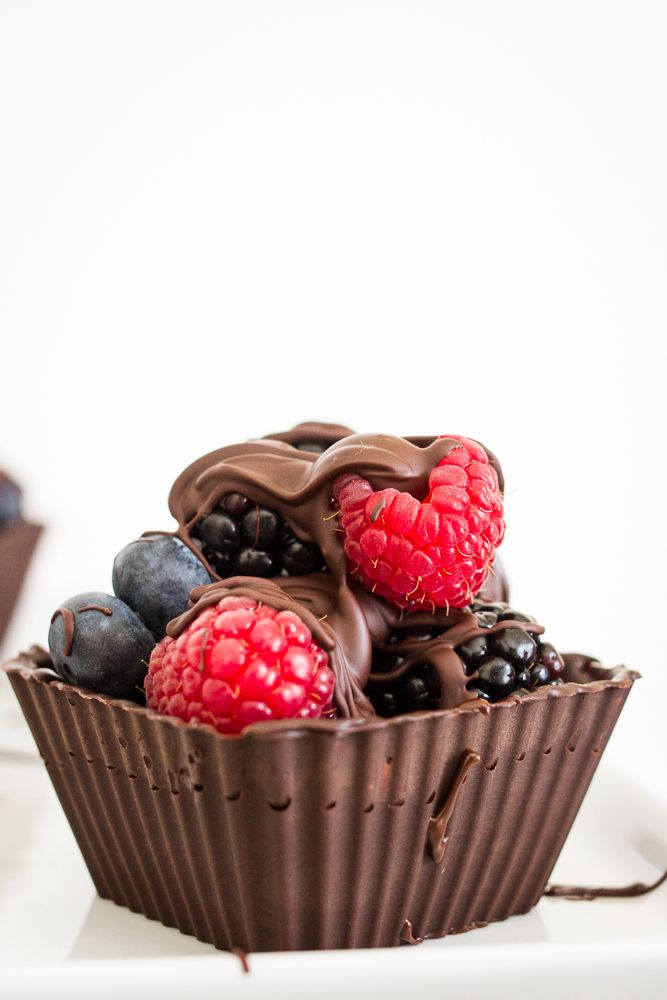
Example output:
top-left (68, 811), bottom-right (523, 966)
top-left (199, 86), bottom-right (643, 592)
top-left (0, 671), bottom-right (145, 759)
top-left (1, 680), bottom-right (665, 1000)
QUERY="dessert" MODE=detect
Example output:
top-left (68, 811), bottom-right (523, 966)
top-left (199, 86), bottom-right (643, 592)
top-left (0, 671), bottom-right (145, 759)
top-left (4, 426), bottom-right (640, 952)
top-left (0, 470), bottom-right (42, 647)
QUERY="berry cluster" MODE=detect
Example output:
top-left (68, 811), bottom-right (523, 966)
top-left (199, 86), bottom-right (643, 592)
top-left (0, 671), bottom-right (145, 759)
top-left (145, 596), bottom-right (335, 733)
top-left (367, 601), bottom-right (565, 716)
top-left (191, 495), bottom-right (326, 580)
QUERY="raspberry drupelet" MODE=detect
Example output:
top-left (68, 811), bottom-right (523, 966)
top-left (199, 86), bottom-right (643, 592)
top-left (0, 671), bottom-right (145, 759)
top-left (145, 596), bottom-right (335, 734)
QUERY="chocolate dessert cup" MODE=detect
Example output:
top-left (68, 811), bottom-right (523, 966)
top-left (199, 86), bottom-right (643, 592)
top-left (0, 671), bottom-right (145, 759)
top-left (5, 649), bottom-right (635, 952)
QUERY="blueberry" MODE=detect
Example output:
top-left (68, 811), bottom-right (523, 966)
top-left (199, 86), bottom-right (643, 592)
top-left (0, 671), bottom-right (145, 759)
top-left (112, 535), bottom-right (212, 638)
top-left (48, 592), bottom-right (154, 701)
top-left (198, 512), bottom-right (240, 553)
top-left (516, 669), bottom-right (532, 688)
top-left (476, 656), bottom-right (515, 697)
top-left (490, 628), bottom-right (537, 668)
top-left (457, 635), bottom-right (488, 673)
top-left (234, 547), bottom-right (277, 576)
top-left (0, 475), bottom-right (22, 526)
top-left (281, 539), bottom-right (325, 574)
top-left (242, 507), bottom-right (281, 548)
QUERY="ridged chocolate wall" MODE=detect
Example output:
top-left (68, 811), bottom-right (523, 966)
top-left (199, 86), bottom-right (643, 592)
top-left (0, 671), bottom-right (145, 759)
top-left (7, 660), bottom-right (633, 952)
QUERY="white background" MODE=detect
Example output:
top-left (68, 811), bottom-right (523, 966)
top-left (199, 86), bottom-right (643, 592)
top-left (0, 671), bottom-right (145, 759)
top-left (1, 0), bottom-right (665, 816)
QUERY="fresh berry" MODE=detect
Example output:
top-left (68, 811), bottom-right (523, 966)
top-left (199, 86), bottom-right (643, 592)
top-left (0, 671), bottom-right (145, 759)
top-left (192, 499), bottom-right (326, 580)
top-left (145, 596), bottom-right (336, 733)
top-left (367, 601), bottom-right (564, 714)
top-left (0, 473), bottom-right (22, 526)
top-left (48, 592), bottom-right (154, 700)
top-left (113, 535), bottom-right (212, 639)
top-left (333, 435), bottom-right (505, 611)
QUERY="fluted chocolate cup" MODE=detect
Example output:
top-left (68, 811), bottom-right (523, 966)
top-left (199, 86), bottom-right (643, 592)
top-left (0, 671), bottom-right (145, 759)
top-left (5, 648), bottom-right (635, 952)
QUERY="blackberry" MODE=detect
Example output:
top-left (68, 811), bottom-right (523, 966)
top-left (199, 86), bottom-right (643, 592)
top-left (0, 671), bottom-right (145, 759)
top-left (367, 601), bottom-right (566, 715)
top-left (464, 601), bottom-right (564, 703)
top-left (367, 627), bottom-right (444, 716)
top-left (191, 496), bottom-right (326, 580)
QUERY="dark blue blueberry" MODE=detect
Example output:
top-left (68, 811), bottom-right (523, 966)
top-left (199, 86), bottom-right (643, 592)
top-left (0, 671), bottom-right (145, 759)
top-left (0, 475), bottom-right (22, 526)
top-left (112, 535), bottom-right (212, 638)
top-left (295, 441), bottom-right (327, 454)
top-left (48, 592), bottom-right (154, 700)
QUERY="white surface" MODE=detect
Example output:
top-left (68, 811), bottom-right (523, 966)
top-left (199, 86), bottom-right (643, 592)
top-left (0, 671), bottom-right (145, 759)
top-left (1, 2), bottom-right (666, 996)
top-left (1, 695), bottom-right (665, 998)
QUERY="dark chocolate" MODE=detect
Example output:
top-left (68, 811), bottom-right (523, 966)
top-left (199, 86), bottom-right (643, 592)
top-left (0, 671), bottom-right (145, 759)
top-left (545, 868), bottom-right (667, 900)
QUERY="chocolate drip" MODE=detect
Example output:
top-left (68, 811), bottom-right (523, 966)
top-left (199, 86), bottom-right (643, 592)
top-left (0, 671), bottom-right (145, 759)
top-left (50, 608), bottom-right (75, 656)
top-left (545, 868), bottom-right (667, 900)
top-left (427, 751), bottom-right (481, 863)
top-left (400, 919), bottom-right (424, 944)
top-left (231, 947), bottom-right (250, 973)
top-left (78, 604), bottom-right (113, 616)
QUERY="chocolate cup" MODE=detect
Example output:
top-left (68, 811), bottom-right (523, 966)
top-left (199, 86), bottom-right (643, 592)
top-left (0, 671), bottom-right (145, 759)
top-left (0, 521), bottom-right (41, 646)
top-left (5, 651), bottom-right (636, 952)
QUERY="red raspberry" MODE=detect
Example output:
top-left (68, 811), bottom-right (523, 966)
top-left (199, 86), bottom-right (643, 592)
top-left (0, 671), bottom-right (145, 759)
top-left (144, 596), bottom-right (335, 734)
top-left (333, 435), bottom-right (504, 611)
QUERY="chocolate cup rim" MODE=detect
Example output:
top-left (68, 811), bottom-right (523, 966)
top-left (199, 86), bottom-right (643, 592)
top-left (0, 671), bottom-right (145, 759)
top-left (3, 650), bottom-right (639, 743)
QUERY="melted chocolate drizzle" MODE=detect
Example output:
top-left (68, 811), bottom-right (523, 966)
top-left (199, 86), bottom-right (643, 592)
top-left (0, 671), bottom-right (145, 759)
top-left (50, 608), bottom-right (75, 656)
top-left (427, 751), bottom-right (481, 863)
top-left (545, 868), bottom-right (667, 900)
top-left (78, 604), bottom-right (113, 616)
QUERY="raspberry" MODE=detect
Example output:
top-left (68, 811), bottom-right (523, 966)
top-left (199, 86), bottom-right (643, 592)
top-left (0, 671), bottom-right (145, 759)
top-left (366, 602), bottom-right (564, 715)
top-left (191, 496), bottom-right (326, 580)
top-left (144, 597), bottom-right (335, 734)
top-left (333, 436), bottom-right (505, 611)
